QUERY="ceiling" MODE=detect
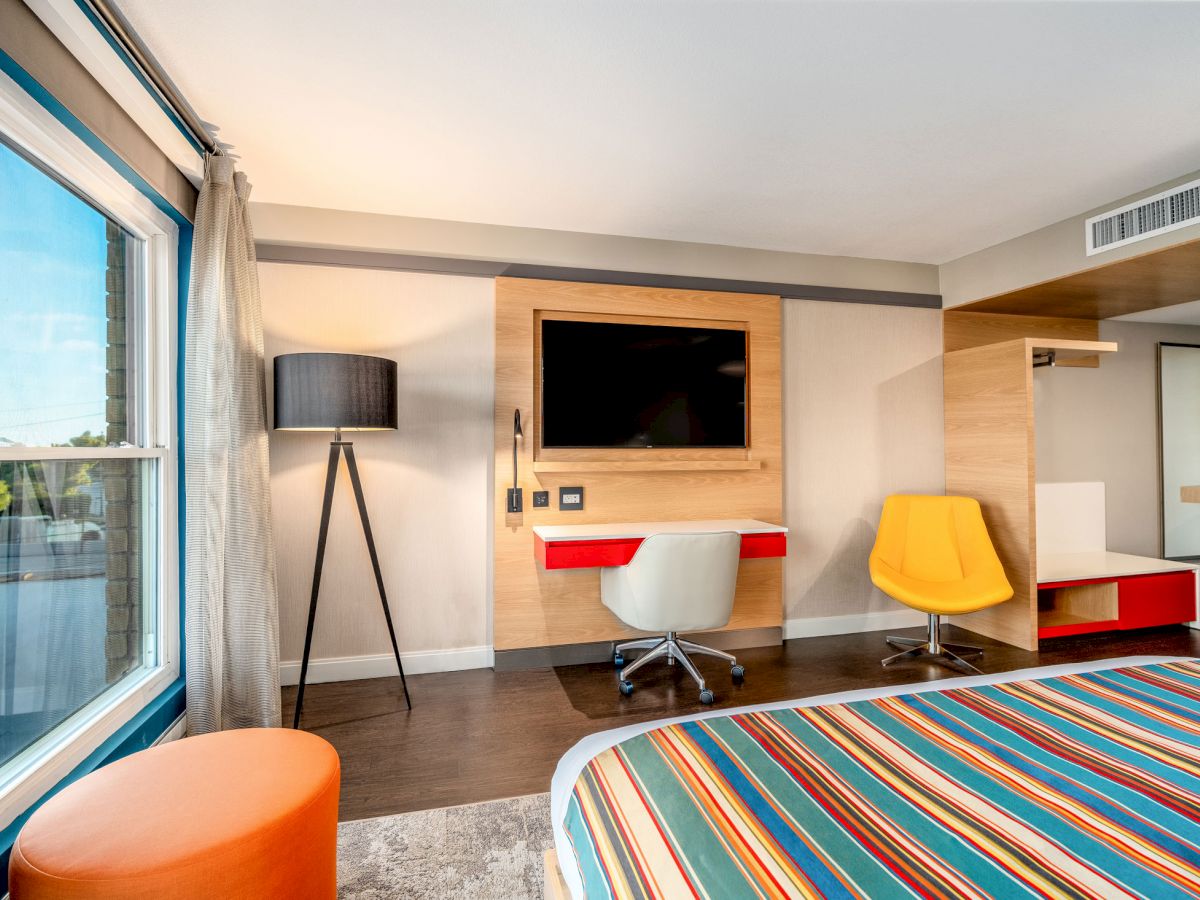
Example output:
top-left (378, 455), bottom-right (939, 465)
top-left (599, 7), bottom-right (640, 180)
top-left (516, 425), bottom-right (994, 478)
top-left (114, 0), bottom-right (1200, 265)
top-left (1115, 299), bottom-right (1200, 327)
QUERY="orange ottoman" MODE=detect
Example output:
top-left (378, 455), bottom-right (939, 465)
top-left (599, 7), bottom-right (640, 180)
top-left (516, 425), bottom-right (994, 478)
top-left (9, 728), bottom-right (339, 900)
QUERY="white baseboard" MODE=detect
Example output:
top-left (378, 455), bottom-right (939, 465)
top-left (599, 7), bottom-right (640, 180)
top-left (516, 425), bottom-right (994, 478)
top-left (279, 645), bottom-right (494, 687)
top-left (784, 609), bottom-right (927, 640)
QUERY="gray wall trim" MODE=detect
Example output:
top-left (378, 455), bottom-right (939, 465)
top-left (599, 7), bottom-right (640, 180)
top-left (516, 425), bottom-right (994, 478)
top-left (256, 243), bottom-right (942, 309)
top-left (256, 243), bottom-right (505, 276)
top-left (500, 264), bottom-right (942, 307)
top-left (492, 626), bottom-right (782, 672)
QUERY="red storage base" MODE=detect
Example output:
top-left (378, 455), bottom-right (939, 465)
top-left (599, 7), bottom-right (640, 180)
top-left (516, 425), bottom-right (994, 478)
top-left (535, 531), bottom-right (786, 570)
top-left (1118, 571), bottom-right (1197, 630)
top-left (1038, 569), bottom-right (1197, 640)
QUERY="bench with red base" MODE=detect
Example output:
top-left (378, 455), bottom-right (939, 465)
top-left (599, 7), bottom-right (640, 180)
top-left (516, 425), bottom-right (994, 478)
top-left (1037, 552), bottom-right (1197, 639)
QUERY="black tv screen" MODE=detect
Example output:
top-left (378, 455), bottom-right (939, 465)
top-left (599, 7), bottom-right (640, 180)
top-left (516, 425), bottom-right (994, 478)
top-left (541, 319), bottom-right (747, 448)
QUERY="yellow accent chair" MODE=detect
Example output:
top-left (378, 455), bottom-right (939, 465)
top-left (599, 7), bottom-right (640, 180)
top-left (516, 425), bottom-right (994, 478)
top-left (869, 495), bottom-right (1013, 673)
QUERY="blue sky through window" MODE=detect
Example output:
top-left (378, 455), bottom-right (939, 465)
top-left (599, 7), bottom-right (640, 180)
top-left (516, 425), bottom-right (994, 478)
top-left (0, 141), bottom-right (115, 447)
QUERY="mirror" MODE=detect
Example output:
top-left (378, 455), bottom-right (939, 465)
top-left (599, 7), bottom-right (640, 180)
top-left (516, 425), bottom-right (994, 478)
top-left (1158, 342), bottom-right (1200, 560)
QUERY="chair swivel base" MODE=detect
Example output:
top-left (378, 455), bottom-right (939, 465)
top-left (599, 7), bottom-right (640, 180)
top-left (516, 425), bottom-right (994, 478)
top-left (882, 614), bottom-right (983, 674)
top-left (613, 631), bottom-right (744, 704)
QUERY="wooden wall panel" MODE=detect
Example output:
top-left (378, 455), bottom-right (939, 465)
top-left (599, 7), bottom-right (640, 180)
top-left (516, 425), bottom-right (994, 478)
top-left (494, 278), bottom-right (782, 651)
top-left (944, 339), bottom-right (1039, 651)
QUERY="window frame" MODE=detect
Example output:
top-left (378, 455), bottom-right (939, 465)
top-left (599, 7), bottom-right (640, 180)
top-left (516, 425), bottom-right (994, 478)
top-left (0, 68), bottom-right (179, 830)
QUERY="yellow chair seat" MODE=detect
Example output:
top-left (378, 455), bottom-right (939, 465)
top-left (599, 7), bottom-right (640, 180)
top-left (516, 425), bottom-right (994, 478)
top-left (869, 558), bottom-right (1013, 615)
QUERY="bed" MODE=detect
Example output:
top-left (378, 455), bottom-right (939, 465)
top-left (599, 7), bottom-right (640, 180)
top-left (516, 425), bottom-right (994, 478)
top-left (548, 657), bottom-right (1200, 899)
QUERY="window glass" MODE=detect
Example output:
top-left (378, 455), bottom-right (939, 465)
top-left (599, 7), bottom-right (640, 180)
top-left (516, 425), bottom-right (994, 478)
top-left (0, 458), bottom-right (156, 766)
top-left (0, 141), bottom-right (134, 449)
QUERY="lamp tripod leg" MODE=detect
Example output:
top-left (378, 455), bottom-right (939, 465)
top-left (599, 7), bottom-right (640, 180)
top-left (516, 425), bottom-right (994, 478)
top-left (294, 442), bottom-right (342, 729)
top-left (344, 444), bottom-right (412, 710)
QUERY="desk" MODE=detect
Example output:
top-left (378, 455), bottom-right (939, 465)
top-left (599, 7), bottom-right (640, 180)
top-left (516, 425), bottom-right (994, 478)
top-left (533, 519), bottom-right (787, 570)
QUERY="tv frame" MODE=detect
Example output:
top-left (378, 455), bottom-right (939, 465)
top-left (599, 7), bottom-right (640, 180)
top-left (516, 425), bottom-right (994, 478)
top-left (534, 311), bottom-right (753, 460)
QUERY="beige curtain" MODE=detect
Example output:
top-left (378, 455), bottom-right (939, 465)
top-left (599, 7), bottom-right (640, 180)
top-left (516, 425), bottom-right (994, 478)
top-left (184, 155), bottom-right (280, 731)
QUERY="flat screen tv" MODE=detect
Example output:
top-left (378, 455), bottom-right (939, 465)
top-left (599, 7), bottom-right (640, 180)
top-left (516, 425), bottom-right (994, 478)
top-left (541, 319), bottom-right (747, 448)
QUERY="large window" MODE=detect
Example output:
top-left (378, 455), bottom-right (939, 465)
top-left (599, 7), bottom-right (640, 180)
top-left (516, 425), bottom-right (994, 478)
top-left (0, 75), bottom-right (177, 820)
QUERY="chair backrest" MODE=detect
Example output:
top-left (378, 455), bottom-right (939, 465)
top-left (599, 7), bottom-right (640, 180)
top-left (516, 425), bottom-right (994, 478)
top-left (618, 531), bottom-right (742, 632)
top-left (871, 494), bottom-right (1002, 583)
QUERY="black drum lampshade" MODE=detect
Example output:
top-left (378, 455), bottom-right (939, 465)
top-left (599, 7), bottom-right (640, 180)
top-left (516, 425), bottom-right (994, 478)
top-left (274, 352), bottom-right (397, 431)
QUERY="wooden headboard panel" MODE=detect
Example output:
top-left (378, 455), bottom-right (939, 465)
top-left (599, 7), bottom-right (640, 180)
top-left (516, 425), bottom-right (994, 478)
top-left (492, 278), bottom-right (783, 651)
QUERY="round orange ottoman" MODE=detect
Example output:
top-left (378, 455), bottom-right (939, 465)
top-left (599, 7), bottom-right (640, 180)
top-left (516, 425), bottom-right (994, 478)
top-left (9, 728), bottom-right (339, 900)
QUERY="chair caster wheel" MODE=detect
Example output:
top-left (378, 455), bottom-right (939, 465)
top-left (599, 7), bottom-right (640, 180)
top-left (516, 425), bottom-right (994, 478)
top-left (699, 689), bottom-right (715, 705)
top-left (619, 680), bottom-right (634, 696)
top-left (731, 664), bottom-right (745, 683)
top-left (613, 653), bottom-right (625, 668)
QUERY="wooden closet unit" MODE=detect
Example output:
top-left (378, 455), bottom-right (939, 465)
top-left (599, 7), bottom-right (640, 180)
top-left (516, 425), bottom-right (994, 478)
top-left (943, 337), bottom-right (1117, 651)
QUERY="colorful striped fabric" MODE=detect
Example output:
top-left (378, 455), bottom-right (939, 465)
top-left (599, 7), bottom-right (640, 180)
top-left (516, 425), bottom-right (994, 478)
top-left (563, 660), bottom-right (1200, 899)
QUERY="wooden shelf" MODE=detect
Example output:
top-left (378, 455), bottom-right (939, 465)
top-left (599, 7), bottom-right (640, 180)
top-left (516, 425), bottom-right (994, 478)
top-left (531, 459), bottom-right (763, 473)
top-left (1027, 337), bottom-right (1118, 364)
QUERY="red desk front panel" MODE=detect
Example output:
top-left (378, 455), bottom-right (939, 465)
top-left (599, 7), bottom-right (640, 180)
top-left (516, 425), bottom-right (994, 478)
top-left (535, 531), bottom-right (787, 570)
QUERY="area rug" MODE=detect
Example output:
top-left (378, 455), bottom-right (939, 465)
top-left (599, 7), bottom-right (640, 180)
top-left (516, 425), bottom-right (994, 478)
top-left (338, 792), bottom-right (554, 899)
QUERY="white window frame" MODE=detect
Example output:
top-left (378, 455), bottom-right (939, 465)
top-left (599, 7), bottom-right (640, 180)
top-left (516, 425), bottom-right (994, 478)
top-left (0, 68), bottom-right (179, 830)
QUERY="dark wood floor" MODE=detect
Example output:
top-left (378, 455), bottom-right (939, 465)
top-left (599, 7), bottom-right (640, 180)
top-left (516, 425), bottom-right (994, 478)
top-left (281, 624), bottom-right (1200, 822)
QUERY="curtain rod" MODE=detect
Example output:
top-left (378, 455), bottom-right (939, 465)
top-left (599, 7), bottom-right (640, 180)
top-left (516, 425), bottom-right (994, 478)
top-left (83, 0), bottom-right (218, 156)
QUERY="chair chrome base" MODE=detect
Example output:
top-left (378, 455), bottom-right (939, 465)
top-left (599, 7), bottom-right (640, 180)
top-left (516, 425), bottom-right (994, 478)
top-left (614, 632), bottom-right (742, 703)
top-left (882, 614), bottom-right (983, 674)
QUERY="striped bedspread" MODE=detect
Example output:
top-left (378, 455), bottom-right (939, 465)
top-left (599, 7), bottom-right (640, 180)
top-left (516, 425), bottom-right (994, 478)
top-left (562, 660), bottom-right (1200, 899)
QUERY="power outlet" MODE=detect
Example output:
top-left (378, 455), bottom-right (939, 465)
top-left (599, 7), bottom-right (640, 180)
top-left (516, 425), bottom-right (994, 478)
top-left (533, 490), bottom-right (550, 508)
top-left (559, 486), bottom-right (584, 510)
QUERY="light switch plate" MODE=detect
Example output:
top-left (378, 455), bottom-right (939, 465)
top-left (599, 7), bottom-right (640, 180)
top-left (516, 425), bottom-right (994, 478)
top-left (533, 490), bottom-right (550, 508)
top-left (559, 486), bottom-right (584, 510)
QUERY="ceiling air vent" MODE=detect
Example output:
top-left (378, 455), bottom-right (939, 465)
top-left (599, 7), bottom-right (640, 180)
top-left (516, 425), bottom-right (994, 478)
top-left (1086, 177), bottom-right (1200, 255)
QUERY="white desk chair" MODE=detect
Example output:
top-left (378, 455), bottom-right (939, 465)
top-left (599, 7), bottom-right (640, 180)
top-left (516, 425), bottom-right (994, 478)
top-left (602, 531), bottom-right (744, 704)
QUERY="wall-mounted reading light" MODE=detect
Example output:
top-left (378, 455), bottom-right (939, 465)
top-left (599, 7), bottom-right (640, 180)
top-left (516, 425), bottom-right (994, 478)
top-left (507, 409), bottom-right (524, 513)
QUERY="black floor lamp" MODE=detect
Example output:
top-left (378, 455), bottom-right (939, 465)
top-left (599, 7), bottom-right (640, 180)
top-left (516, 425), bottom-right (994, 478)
top-left (274, 352), bottom-right (412, 728)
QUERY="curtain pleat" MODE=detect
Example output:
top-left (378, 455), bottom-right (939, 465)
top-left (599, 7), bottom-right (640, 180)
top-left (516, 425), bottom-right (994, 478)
top-left (184, 155), bottom-right (281, 731)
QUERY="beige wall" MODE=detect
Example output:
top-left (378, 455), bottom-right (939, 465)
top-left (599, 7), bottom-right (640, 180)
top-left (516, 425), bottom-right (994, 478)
top-left (259, 260), bottom-right (948, 674)
top-left (940, 169), bottom-right (1200, 308)
top-left (260, 263), bottom-right (494, 676)
top-left (251, 202), bottom-right (939, 296)
top-left (782, 300), bottom-right (945, 628)
top-left (1035, 318), bottom-right (1200, 558)
top-left (258, 250), bottom-right (950, 681)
